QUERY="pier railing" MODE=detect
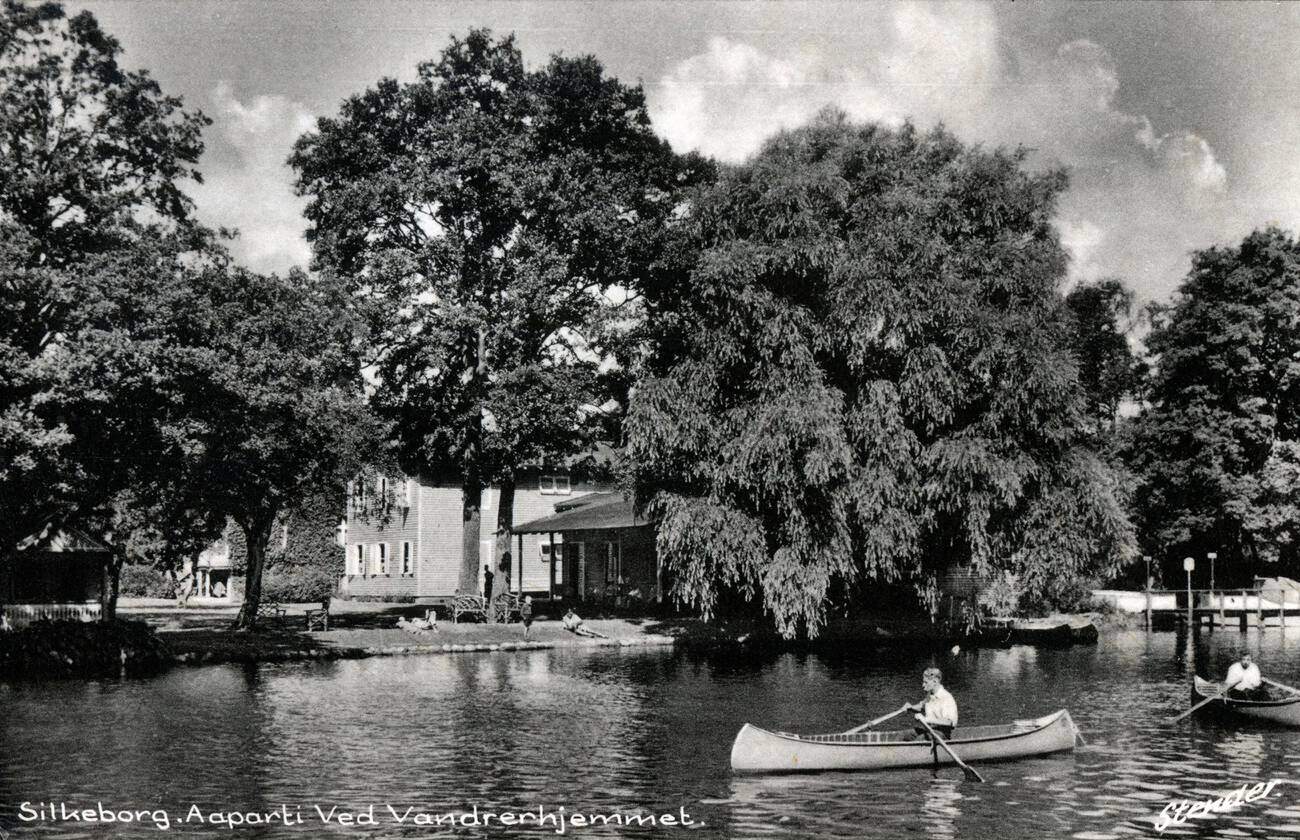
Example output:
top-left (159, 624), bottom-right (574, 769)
top-left (1137, 587), bottom-right (1300, 629)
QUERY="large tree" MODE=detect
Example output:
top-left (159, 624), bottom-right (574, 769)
top-left (1128, 227), bottom-right (1300, 580)
top-left (26, 238), bottom-right (228, 618)
top-left (0, 0), bottom-right (210, 561)
top-left (626, 112), bottom-right (1135, 637)
top-left (291, 30), bottom-right (708, 592)
top-left (163, 266), bottom-right (377, 630)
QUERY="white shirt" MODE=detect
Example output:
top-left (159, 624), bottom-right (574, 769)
top-left (1226, 661), bottom-right (1262, 691)
top-left (922, 686), bottom-right (959, 728)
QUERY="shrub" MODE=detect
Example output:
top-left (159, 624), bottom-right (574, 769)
top-left (978, 570), bottom-right (1023, 618)
top-left (119, 564), bottom-right (176, 598)
top-left (0, 619), bottom-right (173, 677)
top-left (261, 566), bottom-right (337, 603)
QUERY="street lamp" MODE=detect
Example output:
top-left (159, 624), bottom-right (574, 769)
top-left (1144, 555), bottom-right (1153, 590)
top-left (1184, 556), bottom-right (1196, 627)
top-left (1208, 551), bottom-right (1218, 593)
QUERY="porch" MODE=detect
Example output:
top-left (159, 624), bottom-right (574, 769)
top-left (513, 493), bottom-right (660, 606)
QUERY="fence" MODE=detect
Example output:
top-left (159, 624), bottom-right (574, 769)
top-left (2, 602), bottom-right (102, 629)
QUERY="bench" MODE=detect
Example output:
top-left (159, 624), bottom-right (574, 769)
top-left (452, 595), bottom-right (489, 624)
top-left (493, 593), bottom-right (523, 624)
top-left (305, 608), bottom-right (329, 631)
top-left (257, 601), bottom-right (287, 625)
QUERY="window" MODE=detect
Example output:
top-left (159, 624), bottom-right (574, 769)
top-left (354, 544), bottom-right (366, 576)
top-left (605, 542), bottom-right (620, 583)
top-left (401, 542), bottom-right (412, 575)
top-left (538, 474), bottom-right (572, 495)
top-left (540, 535), bottom-right (565, 584)
top-left (377, 543), bottom-right (388, 575)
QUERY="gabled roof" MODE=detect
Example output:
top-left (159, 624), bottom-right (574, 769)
top-left (18, 524), bottom-right (112, 553)
top-left (514, 492), bottom-right (649, 534)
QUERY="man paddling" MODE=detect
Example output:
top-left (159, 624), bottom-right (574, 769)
top-left (906, 667), bottom-right (959, 739)
top-left (1226, 653), bottom-right (1266, 700)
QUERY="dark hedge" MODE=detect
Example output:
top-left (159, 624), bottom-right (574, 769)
top-left (0, 619), bottom-right (174, 678)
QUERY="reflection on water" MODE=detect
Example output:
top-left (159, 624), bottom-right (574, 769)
top-left (4, 630), bottom-right (1300, 837)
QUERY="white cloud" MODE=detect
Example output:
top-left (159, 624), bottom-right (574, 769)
top-left (187, 82), bottom-right (314, 274)
top-left (648, 5), bottom-right (1235, 302)
top-left (653, 38), bottom-right (887, 163)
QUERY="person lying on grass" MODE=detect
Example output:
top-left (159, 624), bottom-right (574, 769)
top-left (562, 609), bottom-right (608, 638)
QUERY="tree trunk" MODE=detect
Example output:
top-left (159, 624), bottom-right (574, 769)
top-left (233, 515), bottom-right (275, 631)
top-left (99, 553), bottom-right (123, 622)
top-left (494, 477), bottom-right (515, 593)
top-left (460, 479), bottom-right (483, 595)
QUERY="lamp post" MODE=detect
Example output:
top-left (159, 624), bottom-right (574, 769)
top-left (1184, 556), bottom-right (1195, 627)
top-left (1144, 555), bottom-right (1153, 630)
top-left (1208, 551), bottom-right (1218, 593)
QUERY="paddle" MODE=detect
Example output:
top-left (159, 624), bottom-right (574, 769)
top-left (916, 717), bottom-right (985, 782)
top-left (1166, 679), bottom-right (1239, 724)
top-left (1264, 677), bottom-right (1300, 696)
top-left (844, 705), bottom-right (911, 734)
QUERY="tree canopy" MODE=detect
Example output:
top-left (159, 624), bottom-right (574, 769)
top-left (626, 112), bottom-right (1135, 637)
top-left (1128, 227), bottom-right (1300, 578)
top-left (162, 265), bottom-right (378, 629)
top-left (0, 0), bottom-right (211, 561)
top-left (291, 29), bottom-right (710, 590)
top-left (0, 0), bottom-right (208, 265)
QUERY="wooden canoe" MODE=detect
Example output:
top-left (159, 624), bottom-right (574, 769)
top-left (1192, 676), bottom-right (1300, 726)
top-left (730, 709), bottom-right (1080, 774)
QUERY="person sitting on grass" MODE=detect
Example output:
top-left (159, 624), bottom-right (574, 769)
top-left (562, 608), bottom-right (607, 638)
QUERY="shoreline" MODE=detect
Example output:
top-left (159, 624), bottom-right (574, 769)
top-left (159, 610), bottom-right (1107, 669)
top-left (2, 602), bottom-right (1106, 676)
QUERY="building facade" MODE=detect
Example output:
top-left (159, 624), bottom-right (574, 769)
top-left (339, 470), bottom-right (614, 602)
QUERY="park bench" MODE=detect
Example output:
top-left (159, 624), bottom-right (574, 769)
top-left (493, 592), bottom-right (523, 623)
top-left (452, 594), bottom-right (489, 624)
top-left (305, 608), bottom-right (329, 631)
top-left (257, 601), bottom-right (287, 625)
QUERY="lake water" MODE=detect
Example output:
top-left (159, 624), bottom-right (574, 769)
top-left (5, 628), bottom-right (1300, 839)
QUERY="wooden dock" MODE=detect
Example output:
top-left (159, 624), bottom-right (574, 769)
top-left (1137, 587), bottom-right (1300, 630)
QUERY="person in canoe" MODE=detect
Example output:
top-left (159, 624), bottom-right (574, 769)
top-left (905, 667), bottom-right (959, 739)
top-left (1225, 652), bottom-right (1267, 700)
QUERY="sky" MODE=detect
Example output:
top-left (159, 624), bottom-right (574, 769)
top-left (69, 0), bottom-right (1300, 305)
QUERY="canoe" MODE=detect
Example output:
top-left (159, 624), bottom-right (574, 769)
top-left (730, 709), bottom-right (1080, 774)
top-left (1010, 616), bottom-right (1099, 647)
top-left (1192, 676), bottom-right (1300, 726)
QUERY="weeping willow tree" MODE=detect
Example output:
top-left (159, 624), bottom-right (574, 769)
top-left (626, 111), bottom-right (1136, 637)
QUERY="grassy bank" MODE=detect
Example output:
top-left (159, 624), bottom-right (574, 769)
top-left (2, 601), bottom-right (1103, 677)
